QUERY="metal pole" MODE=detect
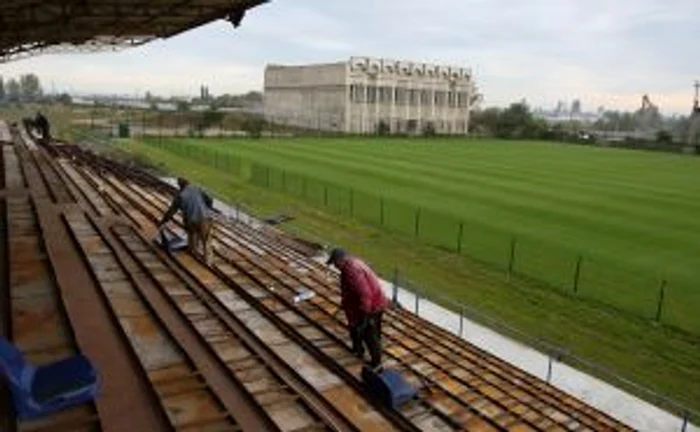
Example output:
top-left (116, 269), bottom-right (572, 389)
top-left (414, 292), bottom-right (420, 316)
top-left (655, 279), bottom-right (667, 322)
top-left (681, 412), bottom-right (689, 432)
top-left (392, 267), bottom-right (399, 305)
top-left (457, 221), bottom-right (464, 253)
top-left (414, 207), bottom-right (421, 238)
top-left (380, 197), bottom-right (384, 226)
top-left (459, 306), bottom-right (464, 338)
top-left (573, 255), bottom-right (583, 293)
top-left (507, 236), bottom-right (517, 278)
top-left (546, 356), bottom-right (553, 383)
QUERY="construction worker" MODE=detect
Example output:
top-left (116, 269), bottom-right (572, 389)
top-left (157, 177), bottom-right (214, 263)
top-left (327, 248), bottom-right (388, 370)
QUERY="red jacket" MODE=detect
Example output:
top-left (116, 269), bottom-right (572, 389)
top-left (338, 257), bottom-right (388, 327)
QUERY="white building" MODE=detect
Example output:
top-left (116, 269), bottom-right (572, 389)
top-left (264, 57), bottom-right (478, 134)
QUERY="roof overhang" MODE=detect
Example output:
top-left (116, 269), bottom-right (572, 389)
top-left (0, 0), bottom-right (268, 63)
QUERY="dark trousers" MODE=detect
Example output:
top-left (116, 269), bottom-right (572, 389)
top-left (350, 312), bottom-right (383, 367)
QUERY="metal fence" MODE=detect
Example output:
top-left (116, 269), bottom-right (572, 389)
top-left (144, 139), bottom-right (698, 336)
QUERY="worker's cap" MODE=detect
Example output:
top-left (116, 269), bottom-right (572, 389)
top-left (176, 177), bottom-right (189, 188)
top-left (326, 248), bottom-right (346, 265)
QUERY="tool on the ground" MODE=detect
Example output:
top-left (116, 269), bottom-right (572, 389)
top-left (293, 289), bottom-right (316, 304)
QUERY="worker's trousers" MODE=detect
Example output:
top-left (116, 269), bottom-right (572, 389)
top-left (350, 312), bottom-right (383, 367)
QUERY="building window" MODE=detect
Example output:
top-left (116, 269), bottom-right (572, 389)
top-left (458, 92), bottom-right (469, 108)
top-left (367, 86), bottom-right (377, 103)
top-left (409, 89), bottom-right (419, 106)
top-left (420, 89), bottom-right (431, 106)
top-left (348, 84), bottom-right (355, 102)
top-left (434, 91), bottom-right (446, 106)
top-left (395, 87), bottom-right (407, 105)
top-left (381, 87), bottom-right (392, 103)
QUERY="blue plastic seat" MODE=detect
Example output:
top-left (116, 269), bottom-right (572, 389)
top-left (0, 338), bottom-right (100, 420)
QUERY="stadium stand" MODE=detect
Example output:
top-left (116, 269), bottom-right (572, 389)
top-left (0, 118), bottom-right (635, 430)
top-left (0, 0), bottom-right (268, 62)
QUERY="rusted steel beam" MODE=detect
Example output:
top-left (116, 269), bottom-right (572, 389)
top-left (112, 226), bottom-right (369, 432)
top-left (27, 197), bottom-right (169, 430)
top-left (0, 196), bottom-right (14, 432)
top-left (86, 216), bottom-right (280, 432)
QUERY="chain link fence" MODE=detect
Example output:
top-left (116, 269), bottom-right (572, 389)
top-left (144, 139), bottom-right (698, 336)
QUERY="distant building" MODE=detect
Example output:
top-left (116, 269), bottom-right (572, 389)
top-left (264, 57), bottom-right (478, 134)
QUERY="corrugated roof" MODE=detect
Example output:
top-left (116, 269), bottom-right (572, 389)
top-left (0, 119), bottom-right (634, 431)
top-left (0, 0), bottom-right (268, 62)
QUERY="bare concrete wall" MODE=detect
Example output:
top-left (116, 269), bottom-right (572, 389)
top-left (264, 57), bottom-right (478, 134)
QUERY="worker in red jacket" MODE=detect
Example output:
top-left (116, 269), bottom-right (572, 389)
top-left (327, 248), bottom-right (388, 369)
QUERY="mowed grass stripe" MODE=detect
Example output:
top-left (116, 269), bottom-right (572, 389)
top-left (151, 138), bottom-right (700, 333)
top-left (219, 139), bottom-right (700, 202)
top-left (210, 139), bottom-right (700, 221)
top-left (207, 141), bottom-right (700, 262)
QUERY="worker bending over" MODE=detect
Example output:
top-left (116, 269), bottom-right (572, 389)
top-left (327, 248), bottom-right (388, 370)
top-left (158, 177), bottom-right (214, 263)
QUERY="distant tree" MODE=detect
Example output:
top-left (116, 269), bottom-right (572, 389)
top-left (470, 107), bottom-right (501, 135)
top-left (242, 116), bottom-right (266, 139)
top-left (195, 110), bottom-right (224, 135)
top-left (422, 121), bottom-right (436, 137)
top-left (56, 93), bottom-right (72, 105)
top-left (655, 130), bottom-right (673, 144)
top-left (571, 99), bottom-right (582, 115)
top-left (376, 120), bottom-right (390, 136)
top-left (6, 78), bottom-right (20, 102)
top-left (19, 74), bottom-right (42, 102)
top-left (176, 100), bottom-right (190, 112)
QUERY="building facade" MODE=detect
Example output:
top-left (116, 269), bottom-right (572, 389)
top-left (264, 57), bottom-right (478, 134)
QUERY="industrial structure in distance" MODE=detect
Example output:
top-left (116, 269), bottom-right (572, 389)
top-left (264, 56), bottom-right (478, 134)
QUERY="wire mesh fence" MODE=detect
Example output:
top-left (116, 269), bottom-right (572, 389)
top-left (145, 140), bottom-right (698, 336)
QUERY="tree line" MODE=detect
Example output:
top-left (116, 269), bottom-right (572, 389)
top-left (471, 101), bottom-right (689, 143)
top-left (0, 73), bottom-right (72, 104)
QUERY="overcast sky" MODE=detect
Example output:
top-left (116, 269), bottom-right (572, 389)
top-left (1, 0), bottom-right (698, 114)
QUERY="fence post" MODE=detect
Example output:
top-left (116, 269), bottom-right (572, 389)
top-left (414, 291), bottom-right (420, 316)
top-left (379, 197), bottom-right (385, 225)
top-left (507, 237), bottom-right (517, 279)
top-left (392, 267), bottom-right (399, 305)
top-left (573, 255), bottom-right (583, 294)
top-left (414, 207), bottom-right (421, 238)
top-left (456, 221), bottom-right (464, 253)
top-left (655, 279), bottom-right (667, 322)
